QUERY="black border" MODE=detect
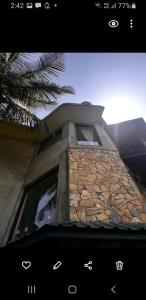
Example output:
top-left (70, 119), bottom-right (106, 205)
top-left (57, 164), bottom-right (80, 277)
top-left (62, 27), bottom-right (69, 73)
top-left (0, 1), bottom-right (145, 51)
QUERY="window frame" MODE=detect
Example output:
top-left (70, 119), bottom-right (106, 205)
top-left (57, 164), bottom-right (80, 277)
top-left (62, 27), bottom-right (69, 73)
top-left (75, 123), bottom-right (102, 146)
top-left (9, 166), bottom-right (59, 242)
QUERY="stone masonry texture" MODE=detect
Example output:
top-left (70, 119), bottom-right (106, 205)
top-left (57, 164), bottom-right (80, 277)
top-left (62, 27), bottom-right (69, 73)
top-left (68, 148), bottom-right (146, 223)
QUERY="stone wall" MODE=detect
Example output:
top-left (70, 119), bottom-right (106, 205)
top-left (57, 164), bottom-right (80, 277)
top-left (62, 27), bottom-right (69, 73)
top-left (68, 148), bottom-right (146, 223)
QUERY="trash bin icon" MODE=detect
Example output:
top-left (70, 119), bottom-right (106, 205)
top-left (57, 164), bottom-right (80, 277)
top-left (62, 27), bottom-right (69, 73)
top-left (116, 261), bottom-right (123, 270)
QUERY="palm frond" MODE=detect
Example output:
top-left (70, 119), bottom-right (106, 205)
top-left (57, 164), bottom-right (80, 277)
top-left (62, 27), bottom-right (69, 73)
top-left (0, 52), bottom-right (75, 127)
top-left (10, 53), bottom-right (65, 81)
top-left (2, 83), bottom-right (75, 108)
top-left (7, 53), bottom-right (33, 74)
top-left (0, 53), bottom-right (7, 74)
top-left (0, 96), bottom-right (39, 127)
top-left (7, 53), bottom-right (20, 64)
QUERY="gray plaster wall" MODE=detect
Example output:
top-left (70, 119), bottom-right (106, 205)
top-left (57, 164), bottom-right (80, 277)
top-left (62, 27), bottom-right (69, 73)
top-left (95, 124), bottom-right (117, 151)
top-left (0, 123), bottom-right (69, 246)
top-left (0, 137), bottom-right (35, 246)
top-left (24, 137), bottom-right (68, 186)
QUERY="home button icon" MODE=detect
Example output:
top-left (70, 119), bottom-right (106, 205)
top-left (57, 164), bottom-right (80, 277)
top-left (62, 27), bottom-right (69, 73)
top-left (68, 285), bottom-right (77, 294)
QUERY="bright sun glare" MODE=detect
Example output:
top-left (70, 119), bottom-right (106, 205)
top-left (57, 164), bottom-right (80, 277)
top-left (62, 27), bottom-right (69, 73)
top-left (102, 96), bottom-right (143, 125)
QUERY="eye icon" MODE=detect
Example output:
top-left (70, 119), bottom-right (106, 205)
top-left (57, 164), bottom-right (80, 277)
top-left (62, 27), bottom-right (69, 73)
top-left (108, 20), bottom-right (119, 28)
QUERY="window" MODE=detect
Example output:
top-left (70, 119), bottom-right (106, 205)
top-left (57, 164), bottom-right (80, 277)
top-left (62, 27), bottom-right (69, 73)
top-left (76, 124), bottom-right (102, 146)
top-left (39, 128), bottom-right (62, 153)
top-left (12, 168), bottom-right (59, 241)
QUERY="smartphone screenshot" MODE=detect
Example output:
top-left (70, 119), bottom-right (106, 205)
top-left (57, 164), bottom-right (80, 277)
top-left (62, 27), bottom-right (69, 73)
top-left (0, 1), bottom-right (146, 298)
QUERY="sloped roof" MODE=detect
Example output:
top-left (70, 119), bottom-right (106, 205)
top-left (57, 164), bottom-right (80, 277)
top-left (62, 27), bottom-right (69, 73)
top-left (5, 222), bottom-right (146, 248)
top-left (40, 102), bottom-right (105, 132)
top-left (0, 102), bottom-right (105, 142)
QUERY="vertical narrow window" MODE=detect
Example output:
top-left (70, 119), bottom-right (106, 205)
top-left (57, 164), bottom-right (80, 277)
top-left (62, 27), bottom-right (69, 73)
top-left (13, 168), bottom-right (59, 241)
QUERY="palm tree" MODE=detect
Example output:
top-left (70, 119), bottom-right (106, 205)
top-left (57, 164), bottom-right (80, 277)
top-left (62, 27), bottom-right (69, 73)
top-left (0, 53), bottom-right (75, 127)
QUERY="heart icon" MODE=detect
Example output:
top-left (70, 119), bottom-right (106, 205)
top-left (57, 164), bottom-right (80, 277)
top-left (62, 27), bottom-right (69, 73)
top-left (22, 261), bottom-right (31, 270)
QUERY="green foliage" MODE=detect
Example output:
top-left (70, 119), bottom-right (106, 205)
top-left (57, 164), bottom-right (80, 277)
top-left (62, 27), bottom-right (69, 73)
top-left (0, 53), bottom-right (75, 126)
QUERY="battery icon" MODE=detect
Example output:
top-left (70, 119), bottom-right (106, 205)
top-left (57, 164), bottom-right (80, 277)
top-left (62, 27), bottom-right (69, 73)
top-left (131, 3), bottom-right (136, 9)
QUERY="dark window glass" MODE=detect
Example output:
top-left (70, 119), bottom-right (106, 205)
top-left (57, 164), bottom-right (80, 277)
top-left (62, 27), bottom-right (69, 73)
top-left (13, 168), bottom-right (59, 241)
top-left (76, 124), bottom-right (102, 146)
top-left (39, 128), bottom-right (62, 153)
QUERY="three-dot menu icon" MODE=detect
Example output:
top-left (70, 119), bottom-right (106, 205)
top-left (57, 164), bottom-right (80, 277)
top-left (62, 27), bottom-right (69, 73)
top-left (130, 19), bottom-right (133, 28)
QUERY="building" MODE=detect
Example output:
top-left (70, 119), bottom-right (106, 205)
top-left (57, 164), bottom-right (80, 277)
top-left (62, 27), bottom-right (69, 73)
top-left (1, 102), bottom-right (146, 248)
top-left (107, 118), bottom-right (146, 200)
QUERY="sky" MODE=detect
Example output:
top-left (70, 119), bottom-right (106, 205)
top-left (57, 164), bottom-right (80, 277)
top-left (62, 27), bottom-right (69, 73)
top-left (35, 53), bottom-right (146, 125)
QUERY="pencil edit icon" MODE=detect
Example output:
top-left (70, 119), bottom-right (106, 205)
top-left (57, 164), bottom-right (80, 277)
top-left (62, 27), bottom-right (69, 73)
top-left (53, 261), bottom-right (62, 270)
